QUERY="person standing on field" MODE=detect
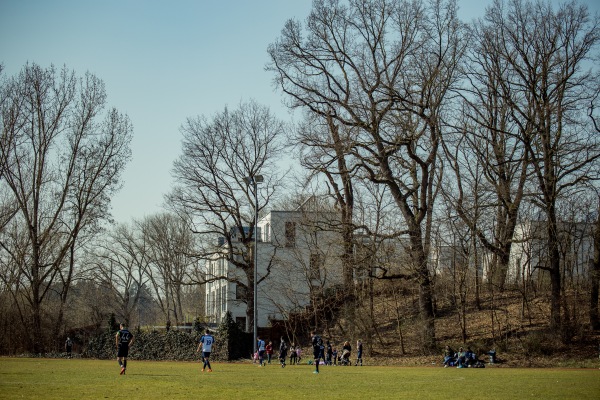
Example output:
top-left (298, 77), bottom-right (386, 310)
top-left (355, 339), bottom-right (363, 366)
top-left (65, 337), bottom-right (73, 359)
top-left (116, 323), bottom-right (134, 375)
top-left (196, 329), bottom-right (215, 372)
top-left (311, 331), bottom-right (324, 374)
top-left (266, 341), bottom-right (274, 364)
top-left (257, 335), bottom-right (266, 366)
top-left (289, 343), bottom-right (297, 365)
top-left (278, 338), bottom-right (288, 368)
top-left (326, 340), bottom-right (333, 365)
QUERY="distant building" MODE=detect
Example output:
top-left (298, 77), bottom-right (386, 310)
top-left (204, 209), bottom-right (344, 330)
top-left (507, 219), bottom-right (594, 286)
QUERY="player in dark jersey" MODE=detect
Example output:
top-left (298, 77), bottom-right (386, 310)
top-left (311, 331), bottom-right (324, 374)
top-left (196, 329), bottom-right (215, 372)
top-left (278, 338), bottom-right (288, 368)
top-left (115, 323), bottom-right (134, 375)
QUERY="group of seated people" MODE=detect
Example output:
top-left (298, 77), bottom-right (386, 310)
top-left (443, 345), bottom-right (486, 368)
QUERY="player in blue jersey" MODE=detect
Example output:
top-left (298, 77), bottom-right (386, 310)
top-left (196, 329), bottom-right (216, 372)
top-left (115, 323), bottom-right (134, 375)
top-left (257, 336), bottom-right (266, 366)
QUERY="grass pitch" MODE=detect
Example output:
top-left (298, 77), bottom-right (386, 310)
top-left (0, 357), bottom-right (598, 399)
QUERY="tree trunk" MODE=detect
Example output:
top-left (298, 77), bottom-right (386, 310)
top-left (413, 235), bottom-right (436, 351)
top-left (548, 212), bottom-right (562, 332)
top-left (590, 201), bottom-right (600, 330)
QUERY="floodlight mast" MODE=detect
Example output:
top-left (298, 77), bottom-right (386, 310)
top-left (246, 175), bottom-right (263, 354)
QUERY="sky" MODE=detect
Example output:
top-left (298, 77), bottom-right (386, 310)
top-left (1, 0), bottom-right (599, 224)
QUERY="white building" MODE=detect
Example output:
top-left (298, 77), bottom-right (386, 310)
top-left (507, 220), bottom-right (594, 285)
top-left (204, 209), bottom-right (344, 330)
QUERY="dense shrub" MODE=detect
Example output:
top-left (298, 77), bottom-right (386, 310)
top-left (518, 330), bottom-right (563, 357)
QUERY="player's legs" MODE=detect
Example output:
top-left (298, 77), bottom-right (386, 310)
top-left (258, 350), bottom-right (264, 366)
top-left (117, 345), bottom-right (129, 374)
top-left (203, 352), bottom-right (212, 371)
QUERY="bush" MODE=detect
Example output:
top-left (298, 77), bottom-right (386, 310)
top-left (519, 331), bottom-right (562, 357)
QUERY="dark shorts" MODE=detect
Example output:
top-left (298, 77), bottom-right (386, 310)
top-left (202, 352), bottom-right (211, 359)
top-left (258, 350), bottom-right (265, 358)
top-left (117, 345), bottom-right (129, 358)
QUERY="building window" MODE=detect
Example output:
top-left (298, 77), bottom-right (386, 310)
top-left (309, 253), bottom-right (322, 280)
top-left (285, 221), bottom-right (296, 247)
top-left (221, 286), bottom-right (227, 313)
top-left (236, 284), bottom-right (247, 300)
top-left (218, 258), bottom-right (226, 276)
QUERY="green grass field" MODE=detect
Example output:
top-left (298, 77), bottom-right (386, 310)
top-left (0, 358), bottom-right (598, 399)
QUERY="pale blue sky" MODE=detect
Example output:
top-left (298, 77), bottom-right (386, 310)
top-left (1, 0), bottom-right (598, 223)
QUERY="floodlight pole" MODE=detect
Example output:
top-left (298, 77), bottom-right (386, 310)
top-left (245, 175), bottom-right (263, 354)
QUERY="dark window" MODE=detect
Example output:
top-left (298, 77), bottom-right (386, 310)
top-left (309, 253), bottom-right (322, 280)
top-left (285, 221), bottom-right (296, 247)
top-left (236, 284), bottom-right (247, 300)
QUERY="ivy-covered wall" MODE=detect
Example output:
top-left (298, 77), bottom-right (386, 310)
top-left (83, 330), bottom-right (208, 361)
top-left (83, 312), bottom-right (252, 361)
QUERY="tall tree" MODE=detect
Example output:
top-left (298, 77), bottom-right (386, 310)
top-left (483, 0), bottom-right (600, 333)
top-left (294, 113), bottom-right (357, 288)
top-left (168, 100), bottom-right (286, 333)
top-left (0, 63), bottom-right (132, 352)
top-left (268, 0), bottom-right (465, 350)
top-left (90, 222), bottom-right (152, 327)
top-left (443, 10), bottom-right (532, 291)
top-left (141, 212), bottom-right (197, 326)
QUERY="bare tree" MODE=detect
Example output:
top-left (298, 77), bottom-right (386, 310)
top-left (141, 212), bottom-right (197, 326)
top-left (588, 60), bottom-right (600, 331)
top-left (443, 10), bottom-right (532, 291)
top-left (168, 100), bottom-right (286, 332)
top-left (483, 0), bottom-right (600, 333)
top-left (591, 194), bottom-right (600, 330)
top-left (294, 113), bottom-right (357, 288)
top-left (90, 222), bottom-right (152, 327)
top-left (268, 0), bottom-right (465, 350)
top-left (0, 63), bottom-right (132, 352)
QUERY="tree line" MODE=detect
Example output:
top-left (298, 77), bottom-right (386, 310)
top-left (1, 0), bottom-right (599, 355)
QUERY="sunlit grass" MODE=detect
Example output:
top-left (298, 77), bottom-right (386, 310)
top-left (0, 357), bottom-right (598, 399)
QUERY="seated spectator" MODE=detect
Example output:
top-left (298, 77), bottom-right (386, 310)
top-left (487, 349), bottom-right (497, 364)
top-left (456, 347), bottom-right (467, 368)
top-left (443, 345), bottom-right (455, 368)
top-left (465, 347), bottom-right (477, 367)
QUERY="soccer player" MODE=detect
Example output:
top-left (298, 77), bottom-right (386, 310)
top-left (257, 336), bottom-right (266, 366)
top-left (196, 329), bottom-right (215, 372)
top-left (278, 338), bottom-right (288, 368)
top-left (115, 323), bottom-right (134, 375)
top-left (311, 331), bottom-right (324, 374)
